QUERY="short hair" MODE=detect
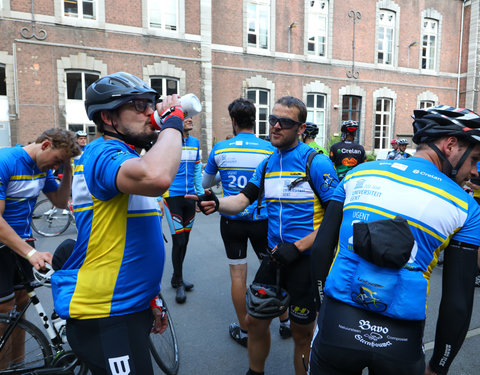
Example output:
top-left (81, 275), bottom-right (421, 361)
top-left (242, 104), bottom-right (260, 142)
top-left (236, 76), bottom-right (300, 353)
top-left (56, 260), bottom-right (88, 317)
top-left (228, 98), bottom-right (256, 129)
top-left (35, 128), bottom-right (81, 158)
top-left (275, 96), bottom-right (307, 123)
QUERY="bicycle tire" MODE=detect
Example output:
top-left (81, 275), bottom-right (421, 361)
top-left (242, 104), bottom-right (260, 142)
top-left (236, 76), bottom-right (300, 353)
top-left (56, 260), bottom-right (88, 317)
top-left (0, 313), bottom-right (52, 374)
top-left (31, 199), bottom-right (71, 237)
top-left (149, 294), bottom-right (179, 375)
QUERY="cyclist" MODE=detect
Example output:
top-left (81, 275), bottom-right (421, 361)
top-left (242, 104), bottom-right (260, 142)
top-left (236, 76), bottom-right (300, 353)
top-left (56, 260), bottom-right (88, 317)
top-left (202, 98), bottom-right (291, 347)
top-left (75, 130), bottom-right (88, 152)
top-left (310, 105), bottom-right (480, 375)
top-left (329, 120), bottom-right (366, 180)
top-left (51, 72), bottom-right (184, 375)
top-left (387, 138), bottom-right (399, 159)
top-left (302, 122), bottom-right (327, 154)
top-left (162, 114), bottom-right (203, 304)
top-left (0, 128), bottom-right (80, 368)
top-left (190, 96), bottom-right (338, 375)
top-left (388, 138), bottom-right (412, 160)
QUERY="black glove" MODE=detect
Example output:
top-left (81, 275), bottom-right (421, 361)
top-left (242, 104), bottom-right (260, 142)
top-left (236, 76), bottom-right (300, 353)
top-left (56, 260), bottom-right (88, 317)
top-left (270, 243), bottom-right (300, 266)
top-left (197, 189), bottom-right (219, 214)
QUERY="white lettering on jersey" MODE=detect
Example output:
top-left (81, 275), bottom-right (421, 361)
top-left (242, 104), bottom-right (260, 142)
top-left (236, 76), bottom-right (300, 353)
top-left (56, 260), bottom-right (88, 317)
top-left (108, 355), bottom-right (130, 375)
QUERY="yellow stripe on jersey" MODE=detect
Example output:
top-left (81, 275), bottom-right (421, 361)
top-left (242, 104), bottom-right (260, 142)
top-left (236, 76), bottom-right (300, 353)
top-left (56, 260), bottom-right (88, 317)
top-left (214, 148), bottom-right (272, 155)
top-left (10, 173), bottom-right (47, 180)
top-left (74, 164), bottom-right (84, 173)
top-left (345, 170), bottom-right (468, 210)
top-left (69, 193), bottom-right (129, 319)
top-left (265, 171), bottom-right (306, 178)
top-left (127, 212), bottom-right (161, 218)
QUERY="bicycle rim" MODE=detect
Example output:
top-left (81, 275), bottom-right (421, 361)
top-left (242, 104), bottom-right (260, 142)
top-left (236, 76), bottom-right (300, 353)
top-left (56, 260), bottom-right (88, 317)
top-left (0, 314), bottom-right (52, 374)
top-left (31, 199), bottom-right (71, 237)
top-left (149, 297), bottom-right (179, 375)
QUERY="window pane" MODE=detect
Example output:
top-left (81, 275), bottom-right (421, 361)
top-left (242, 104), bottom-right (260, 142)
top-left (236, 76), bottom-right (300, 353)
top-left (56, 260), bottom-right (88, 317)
top-left (85, 73), bottom-right (99, 91)
top-left (166, 79), bottom-right (178, 95)
top-left (67, 73), bottom-right (82, 99)
top-left (0, 67), bottom-right (6, 96)
top-left (259, 90), bottom-right (268, 105)
top-left (317, 95), bottom-right (325, 108)
top-left (82, 0), bottom-right (94, 19)
top-left (65, 0), bottom-right (78, 16)
top-left (151, 78), bottom-right (163, 95)
top-left (247, 90), bottom-right (256, 101)
top-left (307, 95), bottom-right (314, 108)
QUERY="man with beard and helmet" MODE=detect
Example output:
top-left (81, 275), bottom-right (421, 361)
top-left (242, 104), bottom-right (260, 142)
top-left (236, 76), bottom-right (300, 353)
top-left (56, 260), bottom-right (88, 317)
top-left (51, 72), bottom-right (184, 375)
top-left (310, 105), bottom-right (480, 375)
top-left (329, 120), bottom-right (366, 181)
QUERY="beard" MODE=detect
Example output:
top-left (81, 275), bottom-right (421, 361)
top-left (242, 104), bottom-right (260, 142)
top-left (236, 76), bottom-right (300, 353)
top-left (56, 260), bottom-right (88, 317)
top-left (122, 127), bottom-right (159, 150)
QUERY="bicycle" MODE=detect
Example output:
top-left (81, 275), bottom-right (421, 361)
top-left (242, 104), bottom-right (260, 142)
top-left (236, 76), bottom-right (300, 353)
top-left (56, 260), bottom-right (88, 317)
top-left (0, 243), bottom-right (87, 374)
top-left (31, 199), bottom-right (75, 237)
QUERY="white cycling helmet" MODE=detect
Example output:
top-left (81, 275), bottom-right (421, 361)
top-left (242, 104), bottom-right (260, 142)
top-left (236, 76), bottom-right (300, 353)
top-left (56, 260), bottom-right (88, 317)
top-left (32, 263), bottom-right (54, 287)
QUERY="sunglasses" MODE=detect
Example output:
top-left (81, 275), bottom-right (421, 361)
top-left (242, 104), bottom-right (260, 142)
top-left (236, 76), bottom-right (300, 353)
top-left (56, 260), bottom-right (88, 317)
top-left (268, 114), bottom-right (303, 129)
top-left (126, 99), bottom-right (156, 113)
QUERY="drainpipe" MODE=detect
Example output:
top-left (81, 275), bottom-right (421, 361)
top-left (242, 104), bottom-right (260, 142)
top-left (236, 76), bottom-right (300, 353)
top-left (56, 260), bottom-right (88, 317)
top-left (457, 0), bottom-right (466, 107)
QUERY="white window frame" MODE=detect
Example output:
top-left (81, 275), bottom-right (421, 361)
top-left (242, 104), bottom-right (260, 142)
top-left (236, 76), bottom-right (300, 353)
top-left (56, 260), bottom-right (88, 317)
top-left (417, 90), bottom-right (438, 109)
top-left (306, 0), bottom-right (329, 57)
top-left (374, 98), bottom-right (393, 150)
top-left (306, 93), bottom-right (327, 147)
top-left (246, 88), bottom-right (270, 138)
top-left (142, 0), bottom-right (185, 37)
top-left (63, 0), bottom-right (96, 20)
top-left (421, 18), bottom-right (438, 71)
top-left (376, 10), bottom-right (395, 66)
top-left (148, 0), bottom-right (178, 32)
top-left (150, 77), bottom-right (180, 99)
top-left (247, 0), bottom-right (271, 50)
top-left (55, 0), bottom-right (104, 27)
top-left (419, 100), bottom-right (435, 109)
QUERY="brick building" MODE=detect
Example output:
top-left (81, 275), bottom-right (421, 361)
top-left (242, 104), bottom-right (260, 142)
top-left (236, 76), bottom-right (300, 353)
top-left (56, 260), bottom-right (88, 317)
top-left (0, 0), bottom-right (479, 159)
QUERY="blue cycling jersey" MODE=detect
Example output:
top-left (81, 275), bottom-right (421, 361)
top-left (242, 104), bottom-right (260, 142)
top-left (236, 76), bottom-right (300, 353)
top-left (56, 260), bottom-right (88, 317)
top-left (163, 135), bottom-right (202, 197)
top-left (250, 142), bottom-right (338, 251)
top-left (51, 137), bottom-right (165, 320)
top-left (0, 147), bottom-right (58, 238)
top-left (325, 157), bottom-right (480, 320)
top-left (204, 132), bottom-right (274, 221)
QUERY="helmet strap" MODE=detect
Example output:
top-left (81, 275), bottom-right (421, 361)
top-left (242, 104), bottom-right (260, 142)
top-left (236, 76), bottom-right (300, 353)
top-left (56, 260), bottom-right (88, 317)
top-left (428, 141), bottom-right (474, 179)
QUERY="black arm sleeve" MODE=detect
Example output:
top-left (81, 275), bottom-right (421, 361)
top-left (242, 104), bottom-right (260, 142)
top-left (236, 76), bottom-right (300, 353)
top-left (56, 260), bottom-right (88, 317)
top-left (429, 240), bottom-right (478, 374)
top-left (310, 200), bottom-right (344, 311)
top-left (240, 182), bottom-right (260, 205)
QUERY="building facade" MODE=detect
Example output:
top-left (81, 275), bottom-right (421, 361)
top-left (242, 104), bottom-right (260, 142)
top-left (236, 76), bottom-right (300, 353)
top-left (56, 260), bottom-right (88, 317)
top-left (0, 0), bottom-right (478, 158)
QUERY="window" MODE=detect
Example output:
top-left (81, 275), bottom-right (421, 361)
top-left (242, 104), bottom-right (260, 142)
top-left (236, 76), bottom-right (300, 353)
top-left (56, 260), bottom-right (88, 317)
top-left (66, 71), bottom-right (98, 100)
top-left (149, 0), bottom-right (178, 31)
top-left (247, 0), bottom-right (270, 49)
top-left (419, 100), bottom-right (435, 109)
top-left (377, 10), bottom-right (395, 65)
top-left (342, 95), bottom-right (361, 141)
top-left (150, 77), bottom-right (179, 98)
top-left (247, 89), bottom-right (269, 138)
top-left (307, 1), bottom-right (328, 56)
top-left (421, 18), bottom-right (438, 70)
top-left (0, 66), bottom-right (6, 96)
top-left (306, 93), bottom-right (326, 146)
top-left (374, 98), bottom-right (392, 149)
top-left (66, 71), bottom-right (99, 140)
top-left (64, 0), bottom-right (96, 20)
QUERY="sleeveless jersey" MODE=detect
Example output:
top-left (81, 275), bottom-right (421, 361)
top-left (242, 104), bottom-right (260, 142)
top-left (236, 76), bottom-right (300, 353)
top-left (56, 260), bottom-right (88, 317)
top-left (325, 157), bottom-right (480, 320)
top-left (250, 142), bottom-right (338, 251)
top-left (163, 135), bottom-right (201, 197)
top-left (329, 140), bottom-right (366, 180)
top-left (0, 146), bottom-right (58, 238)
top-left (204, 132), bottom-right (274, 221)
top-left (51, 137), bottom-right (165, 320)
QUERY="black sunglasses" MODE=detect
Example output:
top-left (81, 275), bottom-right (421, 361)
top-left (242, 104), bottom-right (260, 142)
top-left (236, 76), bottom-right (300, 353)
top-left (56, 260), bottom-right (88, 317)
top-left (126, 99), bottom-right (155, 113)
top-left (268, 114), bottom-right (303, 129)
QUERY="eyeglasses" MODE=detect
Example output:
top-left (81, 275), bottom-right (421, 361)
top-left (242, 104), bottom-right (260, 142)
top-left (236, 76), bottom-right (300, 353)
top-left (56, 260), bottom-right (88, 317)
top-left (126, 99), bottom-right (155, 113)
top-left (268, 114), bottom-right (303, 129)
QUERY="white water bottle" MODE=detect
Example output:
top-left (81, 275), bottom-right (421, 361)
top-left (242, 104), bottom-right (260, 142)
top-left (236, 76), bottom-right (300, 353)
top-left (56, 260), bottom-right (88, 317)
top-left (51, 311), bottom-right (67, 344)
top-left (151, 93), bottom-right (202, 130)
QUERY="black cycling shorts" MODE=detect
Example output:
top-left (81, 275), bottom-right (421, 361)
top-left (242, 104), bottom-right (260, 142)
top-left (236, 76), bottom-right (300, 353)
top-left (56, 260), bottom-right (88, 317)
top-left (309, 296), bottom-right (425, 375)
top-left (0, 243), bottom-right (35, 303)
top-left (253, 255), bottom-right (316, 325)
top-left (163, 196), bottom-right (196, 236)
top-left (220, 217), bottom-right (268, 263)
top-left (67, 309), bottom-right (154, 375)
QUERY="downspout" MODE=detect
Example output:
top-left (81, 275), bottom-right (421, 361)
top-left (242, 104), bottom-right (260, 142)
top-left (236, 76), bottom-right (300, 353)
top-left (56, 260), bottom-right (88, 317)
top-left (457, 0), bottom-right (466, 107)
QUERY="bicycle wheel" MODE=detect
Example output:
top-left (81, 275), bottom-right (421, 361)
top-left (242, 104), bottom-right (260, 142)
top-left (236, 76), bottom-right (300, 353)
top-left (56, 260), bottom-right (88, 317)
top-left (0, 313), bottom-right (52, 374)
top-left (149, 295), bottom-right (179, 375)
top-left (31, 199), bottom-right (71, 237)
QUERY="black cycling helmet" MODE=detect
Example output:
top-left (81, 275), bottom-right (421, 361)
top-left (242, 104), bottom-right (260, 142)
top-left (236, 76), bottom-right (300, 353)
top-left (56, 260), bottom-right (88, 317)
top-left (412, 105), bottom-right (480, 145)
top-left (341, 120), bottom-right (359, 134)
top-left (85, 72), bottom-right (158, 120)
top-left (412, 105), bottom-right (480, 179)
top-left (246, 283), bottom-right (290, 320)
top-left (397, 139), bottom-right (409, 145)
top-left (304, 122), bottom-right (319, 139)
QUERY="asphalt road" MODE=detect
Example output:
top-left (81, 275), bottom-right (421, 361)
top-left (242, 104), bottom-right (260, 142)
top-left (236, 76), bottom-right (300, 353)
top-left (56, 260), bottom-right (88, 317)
top-left (31, 211), bottom-right (480, 375)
